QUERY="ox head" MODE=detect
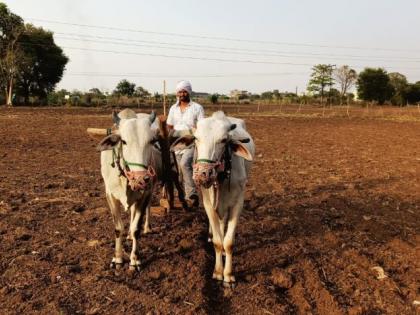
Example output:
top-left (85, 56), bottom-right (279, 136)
top-left (171, 111), bottom-right (253, 188)
top-left (98, 110), bottom-right (158, 191)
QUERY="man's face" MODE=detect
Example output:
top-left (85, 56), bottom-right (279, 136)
top-left (176, 90), bottom-right (190, 103)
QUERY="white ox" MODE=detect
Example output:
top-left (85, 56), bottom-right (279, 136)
top-left (172, 111), bottom-right (254, 287)
top-left (97, 110), bottom-right (161, 271)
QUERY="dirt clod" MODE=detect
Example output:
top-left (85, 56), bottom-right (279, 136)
top-left (148, 270), bottom-right (163, 280)
top-left (72, 204), bottom-right (86, 213)
top-left (270, 268), bottom-right (294, 289)
top-left (66, 264), bottom-right (82, 273)
top-left (178, 239), bottom-right (194, 252)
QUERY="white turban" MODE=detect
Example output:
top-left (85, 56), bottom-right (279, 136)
top-left (175, 80), bottom-right (192, 95)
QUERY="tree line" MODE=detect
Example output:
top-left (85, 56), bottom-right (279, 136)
top-left (1, 3), bottom-right (420, 107)
top-left (307, 64), bottom-right (420, 106)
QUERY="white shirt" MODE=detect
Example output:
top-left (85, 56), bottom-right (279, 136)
top-left (167, 101), bottom-right (205, 131)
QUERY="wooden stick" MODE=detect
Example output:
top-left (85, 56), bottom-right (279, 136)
top-left (86, 128), bottom-right (108, 136)
top-left (163, 80), bottom-right (167, 116)
top-left (158, 115), bottom-right (174, 211)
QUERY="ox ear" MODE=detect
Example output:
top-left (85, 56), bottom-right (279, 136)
top-left (97, 134), bottom-right (121, 151)
top-left (230, 140), bottom-right (253, 161)
top-left (170, 135), bottom-right (195, 152)
top-left (149, 111), bottom-right (156, 124)
top-left (112, 110), bottom-right (121, 127)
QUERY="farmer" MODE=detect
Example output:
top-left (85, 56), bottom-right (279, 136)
top-left (167, 80), bottom-right (205, 208)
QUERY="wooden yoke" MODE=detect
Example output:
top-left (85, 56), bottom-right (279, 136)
top-left (86, 126), bottom-right (117, 141)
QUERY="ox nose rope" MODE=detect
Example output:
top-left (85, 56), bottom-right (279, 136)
top-left (192, 143), bottom-right (233, 215)
top-left (111, 141), bottom-right (156, 191)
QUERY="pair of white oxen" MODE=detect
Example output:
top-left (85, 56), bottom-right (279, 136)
top-left (95, 109), bottom-right (255, 287)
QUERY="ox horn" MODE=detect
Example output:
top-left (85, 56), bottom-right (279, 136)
top-left (149, 111), bottom-right (156, 124)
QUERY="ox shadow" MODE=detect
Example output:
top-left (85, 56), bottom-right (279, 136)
top-left (199, 226), bottom-right (234, 315)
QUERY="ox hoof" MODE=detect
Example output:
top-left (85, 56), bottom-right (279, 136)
top-left (143, 226), bottom-right (152, 234)
top-left (223, 281), bottom-right (236, 289)
top-left (129, 259), bottom-right (141, 272)
top-left (212, 272), bottom-right (223, 281)
top-left (109, 261), bottom-right (123, 270)
top-left (224, 274), bottom-right (236, 283)
top-left (129, 264), bottom-right (141, 272)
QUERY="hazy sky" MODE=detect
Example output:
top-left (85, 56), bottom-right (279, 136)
top-left (4, 0), bottom-right (420, 95)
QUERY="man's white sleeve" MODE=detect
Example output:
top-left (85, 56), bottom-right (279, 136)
top-left (197, 105), bottom-right (205, 121)
top-left (167, 106), bottom-right (174, 126)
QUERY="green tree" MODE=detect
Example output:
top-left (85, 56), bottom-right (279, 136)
top-left (388, 72), bottom-right (408, 105)
top-left (133, 86), bottom-right (150, 98)
top-left (87, 88), bottom-right (106, 106)
top-left (153, 92), bottom-right (161, 102)
top-left (114, 79), bottom-right (135, 96)
top-left (89, 88), bottom-right (104, 97)
top-left (405, 82), bottom-right (420, 104)
top-left (328, 88), bottom-right (341, 104)
top-left (47, 88), bottom-right (69, 106)
top-left (334, 65), bottom-right (357, 105)
top-left (261, 91), bottom-right (273, 100)
top-left (307, 64), bottom-right (335, 104)
top-left (0, 3), bottom-right (24, 105)
top-left (250, 94), bottom-right (260, 101)
top-left (209, 94), bottom-right (219, 104)
top-left (357, 68), bottom-right (394, 104)
top-left (16, 24), bottom-right (68, 104)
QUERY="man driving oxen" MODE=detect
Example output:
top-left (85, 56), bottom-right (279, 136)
top-left (167, 80), bottom-right (205, 209)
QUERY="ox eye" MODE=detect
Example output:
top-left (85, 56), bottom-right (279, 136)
top-left (150, 138), bottom-right (158, 144)
top-left (121, 140), bottom-right (127, 145)
top-left (221, 138), bottom-right (228, 144)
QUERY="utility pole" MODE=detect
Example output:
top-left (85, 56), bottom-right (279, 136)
top-left (163, 80), bottom-right (167, 116)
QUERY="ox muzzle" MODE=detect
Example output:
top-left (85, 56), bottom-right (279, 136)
top-left (193, 161), bottom-right (224, 189)
top-left (124, 167), bottom-right (156, 191)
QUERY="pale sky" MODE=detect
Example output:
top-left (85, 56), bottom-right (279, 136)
top-left (4, 0), bottom-right (420, 95)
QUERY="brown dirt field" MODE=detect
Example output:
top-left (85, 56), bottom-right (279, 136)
top-left (0, 107), bottom-right (419, 315)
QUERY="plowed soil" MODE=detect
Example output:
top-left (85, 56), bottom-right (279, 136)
top-left (0, 107), bottom-right (419, 314)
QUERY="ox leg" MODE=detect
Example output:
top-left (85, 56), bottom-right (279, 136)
top-left (143, 201), bottom-right (152, 234)
top-left (203, 190), bottom-right (224, 281)
top-left (127, 205), bottom-right (135, 240)
top-left (212, 230), bottom-right (224, 281)
top-left (223, 199), bottom-right (243, 287)
top-left (220, 211), bottom-right (228, 256)
top-left (128, 203), bottom-right (143, 271)
top-left (208, 224), bottom-right (213, 243)
top-left (106, 194), bottom-right (124, 269)
top-left (207, 213), bottom-right (224, 280)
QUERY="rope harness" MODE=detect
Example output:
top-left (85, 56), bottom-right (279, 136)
top-left (192, 144), bottom-right (232, 213)
top-left (111, 141), bottom-right (156, 191)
